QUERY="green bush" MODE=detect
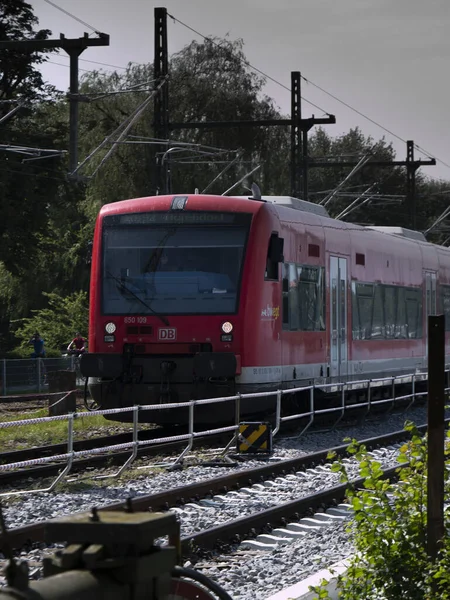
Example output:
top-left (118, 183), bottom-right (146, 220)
top-left (13, 291), bottom-right (89, 356)
top-left (310, 422), bottom-right (450, 599)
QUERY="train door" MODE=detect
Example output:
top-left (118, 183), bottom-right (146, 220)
top-left (330, 256), bottom-right (348, 379)
top-left (424, 271), bottom-right (437, 358)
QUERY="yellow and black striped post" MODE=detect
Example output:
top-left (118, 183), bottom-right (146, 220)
top-left (237, 422), bottom-right (272, 454)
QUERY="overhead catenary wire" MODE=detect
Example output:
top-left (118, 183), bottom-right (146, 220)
top-left (201, 152), bottom-right (242, 193)
top-left (167, 13), bottom-right (450, 176)
top-left (73, 76), bottom-right (169, 177)
top-left (0, 144), bottom-right (66, 157)
top-left (77, 81), bottom-right (157, 102)
top-left (46, 60), bottom-right (92, 74)
top-left (166, 12), bottom-right (331, 117)
top-left (48, 55), bottom-right (130, 71)
top-left (301, 75), bottom-right (450, 172)
top-left (301, 75), bottom-right (409, 147)
top-left (42, 0), bottom-right (102, 35)
top-left (40, 4), bottom-right (449, 176)
top-left (84, 95), bottom-right (155, 177)
top-left (321, 155), bottom-right (372, 207)
top-left (0, 101), bottom-right (27, 125)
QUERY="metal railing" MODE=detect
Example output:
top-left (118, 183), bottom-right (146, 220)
top-left (0, 370), bottom-right (443, 497)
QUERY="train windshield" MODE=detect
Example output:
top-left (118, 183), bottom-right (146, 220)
top-left (101, 212), bottom-right (250, 315)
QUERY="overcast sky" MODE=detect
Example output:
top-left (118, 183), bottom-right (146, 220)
top-left (31, 0), bottom-right (450, 181)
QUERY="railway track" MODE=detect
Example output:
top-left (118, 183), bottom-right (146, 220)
top-left (0, 425), bottom-right (231, 485)
top-left (0, 391), bottom-right (428, 486)
top-left (2, 420), bottom-right (440, 554)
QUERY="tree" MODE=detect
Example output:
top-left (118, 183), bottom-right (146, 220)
top-left (76, 37), bottom-right (290, 204)
top-left (308, 127), bottom-right (407, 226)
top-left (14, 291), bottom-right (89, 356)
top-left (0, 0), bottom-right (66, 275)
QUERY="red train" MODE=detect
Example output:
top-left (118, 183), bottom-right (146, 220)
top-left (80, 191), bottom-right (450, 423)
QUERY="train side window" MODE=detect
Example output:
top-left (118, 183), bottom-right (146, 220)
top-left (288, 264), bottom-right (300, 330)
top-left (297, 265), bottom-right (326, 331)
top-left (405, 289), bottom-right (423, 339)
top-left (282, 263), bottom-right (290, 329)
top-left (265, 233), bottom-right (284, 280)
top-left (283, 263), bottom-right (325, 331)
top-left (371, 285), bottom-right (385, 339)
top-left (395, 288), bottom-right (407, 339)
top-left (354, 283), bottom-right (374, 340)
top-left (441, 285), bottom-right (450, 331)
top-left (352, 282), bottom-right (422, 340)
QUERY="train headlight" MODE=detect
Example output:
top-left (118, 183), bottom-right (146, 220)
top-left (105, 322), bottom-right (116, 334)
top-left (221, 321), bottom-right (233, 334)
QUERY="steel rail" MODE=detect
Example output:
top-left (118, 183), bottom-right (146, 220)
top-left (0, 430), bottom-right (231, 485)
top-left (2, 421), bottom-right (441, 553)
top-left (0, 425), bottom-right (185, 464)
top-left (179, 464), bottom-right (401, 553)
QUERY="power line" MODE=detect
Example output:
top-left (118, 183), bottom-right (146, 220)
top-left (413, 143), bottom-right (450, 171)
top-left (51, 54), bottom-right (129, 71)
top-left (302, 75), bottom-right (450, 173)
top-left (0, 164), bottom-right (66, 183)
top-left (168, 11), bottom-right (450, 176)
top-left (166, 12), bottom-right (331, 117)
top-left (46, 59), bottom-right (91, 73)
top-left (301, 75), bottom-right (408, 146)
top-left (77, 58), bottom-right (128, 70)
top-left (42, 0), bottom-right (102, 35)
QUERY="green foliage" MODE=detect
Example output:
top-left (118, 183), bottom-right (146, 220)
top-left (310, 422), bottom-right (450, 599)
top-left (77, 37), bottom-right (290, 201)
top-left (0, 0), bottom-right (66, 276)
top-left (13, 291), bottom-right (89, 355)
top-left (1, 1), bottom-right (450, 357)
top-left (0, 407), bottom-right (133, 451)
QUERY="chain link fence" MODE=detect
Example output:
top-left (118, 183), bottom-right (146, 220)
top-left (0, 357), bottom-right (80, 395)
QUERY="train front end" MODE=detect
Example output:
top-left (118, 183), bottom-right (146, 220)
top-left (81, 194), bottom-right (258, 423)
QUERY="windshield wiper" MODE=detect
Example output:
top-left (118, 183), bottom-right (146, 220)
top-left (107, 270), bottom-right (170, 326)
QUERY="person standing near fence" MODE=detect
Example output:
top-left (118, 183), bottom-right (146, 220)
top-left (29, 332), bottom-right (46, 358)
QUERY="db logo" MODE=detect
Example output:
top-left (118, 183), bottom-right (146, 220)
top-left (158, 328), bottom-right (177, 341)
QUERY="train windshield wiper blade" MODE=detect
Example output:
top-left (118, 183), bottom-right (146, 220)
top-left (107, 270), bottom-right (170, 326)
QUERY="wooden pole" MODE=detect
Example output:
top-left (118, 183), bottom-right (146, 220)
top-left (427, 314), bottom-right (446, 559)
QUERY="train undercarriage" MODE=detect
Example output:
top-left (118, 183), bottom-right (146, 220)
top-left (80, 351), bottom-right (432, 425)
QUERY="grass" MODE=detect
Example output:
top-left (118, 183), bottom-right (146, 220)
top-left (0, 408), bottom-right (135, 452)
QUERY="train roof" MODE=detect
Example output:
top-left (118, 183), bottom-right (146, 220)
top-left (99, 193), bottom-right (441, 250)
top-left (241, 195), bottom-right (432, 245)
top-left (234, 195), bottom-right (330, 218)
top-left (368, 226), bottom-right (426, 243)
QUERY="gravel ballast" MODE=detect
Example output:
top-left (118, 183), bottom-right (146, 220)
top-left (0, 404), bottom-right (435, 595)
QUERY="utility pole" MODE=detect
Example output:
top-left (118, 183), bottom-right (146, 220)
top-left (0, 33), bottom-right (110, 172)
top-left (291, 71), bottom-right (302, 199)
top-left (152, 8), bottom-right (335, 197)
top-left (153, 7), bottom-right (169, 195)
top-left (406, 140), bottom-right (419, 230)
top-left (427, 315), bottom-right (446, 560)
top-left (169, 71), bottom-right (335, 200)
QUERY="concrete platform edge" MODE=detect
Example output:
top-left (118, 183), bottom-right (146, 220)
top-left (264, 556), bottom-right (352, 600)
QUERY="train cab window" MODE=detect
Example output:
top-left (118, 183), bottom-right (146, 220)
top-left (265, 233), bottom-right (284, 280)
